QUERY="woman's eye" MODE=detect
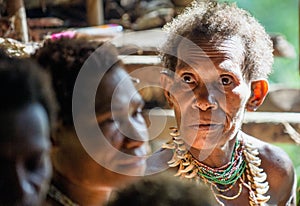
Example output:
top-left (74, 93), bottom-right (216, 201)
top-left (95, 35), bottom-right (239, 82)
top-left (98, 118), bottom-right (115, 127)
top-left (182, 74), bottom-right (195, 84)
top-left (132, 107), bottom-right (142, 117)
top-left (26, 155), bottom-right (44, 172)
top-left (220, 75), bottom-right (233, 86)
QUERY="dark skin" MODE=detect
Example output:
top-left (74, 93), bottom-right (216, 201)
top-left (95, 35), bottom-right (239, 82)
top-left (0, 103), bottom-right (51, 206)
top-left (47, 67), bottom-right (149, 206)
top-left (153, 36), bottom-right (296, 206)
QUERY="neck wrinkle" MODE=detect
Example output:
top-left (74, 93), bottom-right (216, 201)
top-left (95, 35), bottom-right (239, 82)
top-left (189, 137), bottom-right (237, 168)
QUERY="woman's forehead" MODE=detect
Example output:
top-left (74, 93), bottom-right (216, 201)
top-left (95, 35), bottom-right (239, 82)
top-left (0, 104), bottom-right (50, 150)
top-left (175, 36), bottom-right (245, 78)
top-left (96, 68), bottom-right (142, 113)
top-left (177, 35), bottom-right (244, 64)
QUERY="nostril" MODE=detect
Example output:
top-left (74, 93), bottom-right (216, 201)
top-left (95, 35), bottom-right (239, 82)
top-left (210, 102), bottom-right (218, 110)
top-left (192, 100), bottom-right (218, 111)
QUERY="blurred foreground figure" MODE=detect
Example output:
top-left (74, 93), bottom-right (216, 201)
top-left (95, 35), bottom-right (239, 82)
top-left (0, 51), bottom-right (57, 205)
top-left (105, 174), bottom-right (216, 206)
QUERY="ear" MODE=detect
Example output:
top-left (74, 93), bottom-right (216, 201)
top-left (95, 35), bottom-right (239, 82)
top-left (50, 131), bottom-right (59, 148)
top-left (160, 71), bottom-right (174, 108)
top-left (50, 123), bottom-right (63, 147)
top-left (246, 79), bottom-right (269, 111)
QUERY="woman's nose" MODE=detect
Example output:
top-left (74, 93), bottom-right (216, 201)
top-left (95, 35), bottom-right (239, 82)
top-left (192, 89), bottom-right (218, 111)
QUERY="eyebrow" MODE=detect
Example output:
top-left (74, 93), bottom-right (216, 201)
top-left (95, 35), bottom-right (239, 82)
top-left (175, 61), bottom-right (216, 77)
top-left (29, 148), bottom-right (50, 157)
top-left (218, 60), bottom-right (242, 77)
top-left (175, 60), bottom-right (198, 72)
top-left (0, 140), bottom-right (50, 157)
top-left (96, 111), bottom-right (113, 124)
top-left (96, 97), bottom-right (144, 122)
top-left (176, 59), bottom-right (189, 69)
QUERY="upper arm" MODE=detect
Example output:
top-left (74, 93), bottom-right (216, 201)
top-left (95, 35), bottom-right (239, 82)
top-left (260, 144), bottom-right (296, 206)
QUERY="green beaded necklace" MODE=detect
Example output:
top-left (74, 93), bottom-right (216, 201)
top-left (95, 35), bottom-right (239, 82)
top-left (163, 128), bottom-right (270, 205)
top-left (162, 129), bottom-right (246, 186)
top-left (192, 139), bottom-right (246, 185)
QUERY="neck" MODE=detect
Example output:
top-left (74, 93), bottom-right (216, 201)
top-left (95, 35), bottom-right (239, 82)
top-left (189, 137), bottom-right (237, 168)
top-left (49, 169), bottom-right (112, 206)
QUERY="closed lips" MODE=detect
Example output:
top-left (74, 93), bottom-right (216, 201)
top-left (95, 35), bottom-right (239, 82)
top-left (188, 124), bottom-right (223, 131)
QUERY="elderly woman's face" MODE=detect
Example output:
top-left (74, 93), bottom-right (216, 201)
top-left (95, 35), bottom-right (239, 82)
top-left (168, 36), bottom-right (251, 150)
top-left (0, 104), bottom-right (51, 206)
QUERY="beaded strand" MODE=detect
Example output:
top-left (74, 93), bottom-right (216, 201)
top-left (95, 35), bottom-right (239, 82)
top-left (163, 128), bottom-right (270, 206)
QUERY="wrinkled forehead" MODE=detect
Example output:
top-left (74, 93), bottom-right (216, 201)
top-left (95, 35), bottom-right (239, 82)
top-left (176, 35), bottom-right (245, 70)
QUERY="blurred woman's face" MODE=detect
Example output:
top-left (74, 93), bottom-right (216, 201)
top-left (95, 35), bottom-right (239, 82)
top-left (52, 67), bottom-right (149, 188)
top-left (0, 103), bottom-right (52, 206)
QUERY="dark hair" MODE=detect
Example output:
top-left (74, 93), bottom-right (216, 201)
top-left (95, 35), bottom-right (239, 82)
top-left (161, 0), bottom-right (273, 81)
top-left (105, 175), bottom-right (216, 206)
top-left (33, 38), bottom-right (121, 126)
top-left (0, 50), bottom-right (57, 130)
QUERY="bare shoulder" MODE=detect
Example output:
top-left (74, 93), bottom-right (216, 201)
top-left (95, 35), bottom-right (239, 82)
top-left (242, 132), bottom-right (296, 205)
top-left (244, 134), bottom-right (294, 170)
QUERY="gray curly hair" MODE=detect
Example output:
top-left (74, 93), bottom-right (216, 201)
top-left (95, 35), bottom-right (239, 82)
top-left (160, 0), bottom-right (273, 81)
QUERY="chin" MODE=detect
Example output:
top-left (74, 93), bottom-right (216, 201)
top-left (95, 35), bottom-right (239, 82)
top-left (100, 163), bottom-right (146, 186)
top-left (182, 129), bottom-right (224, 149)
top-left (114, 162), bottom-right (146, 177)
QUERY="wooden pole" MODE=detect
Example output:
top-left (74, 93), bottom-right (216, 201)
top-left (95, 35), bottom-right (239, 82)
top-left (7, 0), bottom-right (29, 43)
top-left (86, 0), bottom-right (104, 26)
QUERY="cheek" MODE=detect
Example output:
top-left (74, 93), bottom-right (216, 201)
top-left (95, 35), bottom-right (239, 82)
top-left (31, 157), bottom-right (52, 196)
top-left (172, 102), bottom-right (182, 126)
top-left (171, 87), bottom-right (194, 110)
top-left (232, 84), bottom-right (251, 105)
top-left (224, 94), bottom-right (243, 112)
top-left (100, 123), bottom-right (123, 146)
top-left (104, 128), bottom-right (124, 149)
top-left (129, 115), bottom-right (149, 140)
top-left (171, 95), bottom-right (191, 128)
top-left (100, 122), bottom-right (117, 136)
top-left (225, 84), bottom-right (251, 111)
